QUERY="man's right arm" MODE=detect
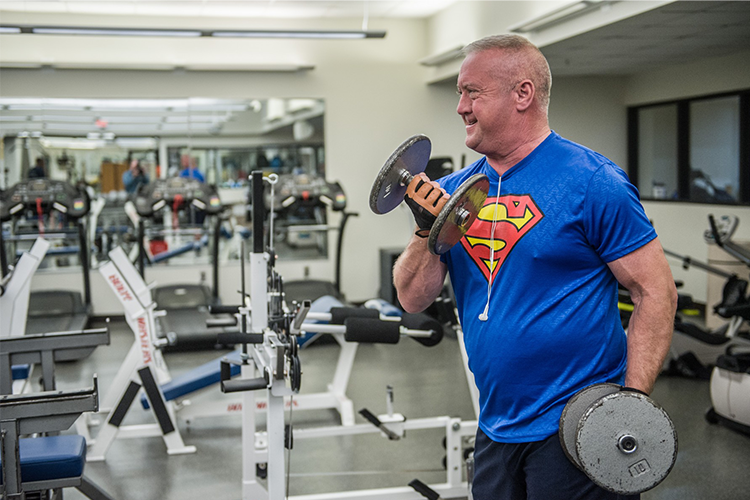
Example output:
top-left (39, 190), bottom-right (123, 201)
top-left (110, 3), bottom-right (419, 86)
top-left (393, 232), bottom-right (448, 313)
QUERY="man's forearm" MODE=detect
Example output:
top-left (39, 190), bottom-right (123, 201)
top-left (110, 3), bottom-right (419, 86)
top-left (393, 233), bottom-right (447, 313)
top-left (624, 287), bottom-right (677, 394)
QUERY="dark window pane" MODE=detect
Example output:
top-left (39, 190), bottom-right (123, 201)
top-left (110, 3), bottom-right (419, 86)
top-left (689, 96), bottom-right (740, 204)
top-left (638, 105), bottom-right (678, 199)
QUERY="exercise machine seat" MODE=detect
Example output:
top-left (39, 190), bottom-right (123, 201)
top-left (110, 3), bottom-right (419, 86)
top-left (141, 350), bottom-right (242, 409)
top-left (0, 435), bottom-right (86, 484)
top-left (11, 364), bottom-right (30, 380)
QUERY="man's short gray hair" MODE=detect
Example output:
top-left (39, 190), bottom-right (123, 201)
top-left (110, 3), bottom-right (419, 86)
top-left (462, 34), bottom-right (552, 113)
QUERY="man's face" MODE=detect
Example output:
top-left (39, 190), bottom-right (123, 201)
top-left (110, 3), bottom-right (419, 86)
top-left (456, 50), bottom-right (516, 156)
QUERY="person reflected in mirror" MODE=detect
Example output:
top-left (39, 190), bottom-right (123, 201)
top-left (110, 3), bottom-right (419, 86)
top-left (29, 158), bottom-right (46, 179)
top-left (122, 158), bottom-right (149, 194)
top-left (179, 155), bottom-right (205, 183)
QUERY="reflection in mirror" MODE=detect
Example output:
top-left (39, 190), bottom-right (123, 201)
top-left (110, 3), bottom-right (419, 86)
top-left (0, 97), bottom-right (329, 262)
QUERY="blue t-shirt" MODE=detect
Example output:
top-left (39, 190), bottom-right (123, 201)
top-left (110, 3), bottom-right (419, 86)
top-left (180, 168), bottom-right (205, 183)
top-left (438, 131), bottom-right (656, 443)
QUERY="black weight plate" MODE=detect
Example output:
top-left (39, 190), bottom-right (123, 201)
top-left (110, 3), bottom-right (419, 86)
top-left (576, 391), bottom-right (677, 495)
top-left (428, 173), bottom-right (489, 255)
top-left (369, 135), bottom-right (431, 215)
top-left (559, 383), bottom-right (621, 470)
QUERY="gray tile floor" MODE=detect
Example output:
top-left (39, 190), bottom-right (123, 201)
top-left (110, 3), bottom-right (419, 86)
top-left (42, 319), bottom-right (750, 499)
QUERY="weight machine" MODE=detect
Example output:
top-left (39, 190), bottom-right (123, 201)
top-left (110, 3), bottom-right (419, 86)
top-left (0, 326), bottom-right (112, 499)
top-left (658, 216), bottom-right (750, 378)
top-left (218, 171), bottom-right (476, 500)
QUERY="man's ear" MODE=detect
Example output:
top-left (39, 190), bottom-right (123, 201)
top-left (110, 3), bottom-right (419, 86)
top-left (515, 80), bottom-right (535, 111)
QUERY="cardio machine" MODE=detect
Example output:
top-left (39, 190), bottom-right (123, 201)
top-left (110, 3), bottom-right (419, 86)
top-left (0, 179), bottom-right (92, 340)
top-left (269, 173), bottom-right (356, 304)
top-left (132, 176), bottom-right (229, 351)
top-left (698, 215), bottom-right (750, 434)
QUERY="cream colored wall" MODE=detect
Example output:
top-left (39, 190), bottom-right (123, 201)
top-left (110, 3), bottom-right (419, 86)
top-left (548, 76), bottom-right (627, 167)
top-left (625, 48), bottom-right (750, 106)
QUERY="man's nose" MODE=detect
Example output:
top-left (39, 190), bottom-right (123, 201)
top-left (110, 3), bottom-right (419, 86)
top-left (456, 93), bottom-right (470, 115)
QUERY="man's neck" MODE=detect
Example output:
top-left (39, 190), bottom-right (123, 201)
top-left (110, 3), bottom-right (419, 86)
top-left (486, 126), bottom-right (551, 176)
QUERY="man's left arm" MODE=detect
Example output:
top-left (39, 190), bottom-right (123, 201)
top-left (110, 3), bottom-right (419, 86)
top-left (607, 237), bottom-right (677, 394)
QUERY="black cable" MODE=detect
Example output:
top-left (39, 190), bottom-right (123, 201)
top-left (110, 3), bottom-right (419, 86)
top-left (285, 393), bottom-right (294, 499)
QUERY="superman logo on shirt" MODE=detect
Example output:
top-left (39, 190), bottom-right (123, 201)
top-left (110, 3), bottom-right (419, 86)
top-left (460, 195), bottom-right (544, 282)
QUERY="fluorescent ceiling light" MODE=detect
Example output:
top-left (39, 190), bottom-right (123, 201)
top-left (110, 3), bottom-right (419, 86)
top-left (40, 137), bottom-right (108, 150)
top-left (0, 25), bottom-right (386, 39)
top-left (32, 27), bottom-right (203, 37)
top-left (211, 30), bottom-right (385, 39)
top-left (183, 63), bottom-right (314, 72)
top-left (115, 138), bottom-right (158, 149)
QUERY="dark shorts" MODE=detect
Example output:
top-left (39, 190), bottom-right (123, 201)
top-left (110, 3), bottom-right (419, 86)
top-left (472, 428), bottom-right (640, 500)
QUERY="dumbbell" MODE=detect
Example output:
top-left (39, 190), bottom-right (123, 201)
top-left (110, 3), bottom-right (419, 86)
top-left (369, 134), bottom-right (489, 255)
top-left (559, 383), bottom-right (677, 495)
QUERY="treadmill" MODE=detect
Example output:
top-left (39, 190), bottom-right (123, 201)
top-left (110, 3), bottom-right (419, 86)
top-left (0, 179), bottom-right (92, 340)
top-left (133, 176), bottom-right (230, 351)
top-left (271, 175), bottom-right (356, 304)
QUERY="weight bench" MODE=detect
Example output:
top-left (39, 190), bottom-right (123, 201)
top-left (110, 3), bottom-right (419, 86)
top-left (0, 380), bottom-right (113, 500)
top-left (141, 350), bottom-right (242, 409)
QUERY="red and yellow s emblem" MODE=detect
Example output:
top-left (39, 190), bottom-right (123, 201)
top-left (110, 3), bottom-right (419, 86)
top-left (461, 195), bottom-right (544, 281)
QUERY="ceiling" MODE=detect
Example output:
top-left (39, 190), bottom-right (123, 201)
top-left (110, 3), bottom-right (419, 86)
top-left (0, 0), bottom-right (458, 19)
top-left (541, 1), bottom-right (750, 76)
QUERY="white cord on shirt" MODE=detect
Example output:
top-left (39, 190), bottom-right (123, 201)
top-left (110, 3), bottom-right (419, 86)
top-left (479, 177), bottom-right (502, 322)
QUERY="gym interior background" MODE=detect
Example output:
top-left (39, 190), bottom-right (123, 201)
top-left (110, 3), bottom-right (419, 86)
top-left (1, 1), bottom-right (750, 499)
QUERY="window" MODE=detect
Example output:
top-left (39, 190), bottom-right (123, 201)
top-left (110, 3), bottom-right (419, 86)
top-left (629, 90), bottom-right (750, 204)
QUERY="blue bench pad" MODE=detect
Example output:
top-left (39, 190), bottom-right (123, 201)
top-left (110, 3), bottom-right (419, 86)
top-left (0, 435), bottom-right (85, 485)
top-left (141, 350), bottom-right (242, 409)
top-left (11, 364), bottom-right (30, 380)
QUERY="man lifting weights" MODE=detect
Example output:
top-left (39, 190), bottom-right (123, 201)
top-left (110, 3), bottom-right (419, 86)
top-left (393, 35), bottom-right (677, 500)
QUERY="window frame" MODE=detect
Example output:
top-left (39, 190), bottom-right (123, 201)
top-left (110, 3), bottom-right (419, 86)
top-left (628, 89), bottom-right (750, 205)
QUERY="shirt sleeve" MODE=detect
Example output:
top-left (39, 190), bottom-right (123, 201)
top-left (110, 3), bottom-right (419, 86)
top-left (583, 162), bottom-right (657, 263)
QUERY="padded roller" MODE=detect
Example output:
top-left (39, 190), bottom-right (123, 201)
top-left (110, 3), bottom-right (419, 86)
top-left (210, 304), bottom-right (241, 315)
top-left (330, 307), bottom-right (379, 325)
top-left (216, 332), bottom-right (264, 345)
top-left (401, 313), bottom-right (444, 347)
top-left (344, 317), bottom-right (400, 344)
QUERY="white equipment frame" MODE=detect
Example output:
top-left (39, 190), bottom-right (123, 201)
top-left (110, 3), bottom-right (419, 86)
top-left (78, 246), bottom-right (196, 462)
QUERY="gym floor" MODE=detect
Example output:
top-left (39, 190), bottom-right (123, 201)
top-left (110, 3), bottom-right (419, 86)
top-left (52, 317), bottom-right (750, 500)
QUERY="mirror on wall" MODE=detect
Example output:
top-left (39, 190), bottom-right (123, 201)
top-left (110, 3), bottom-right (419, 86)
top-left (0, 97), bottom-right (331, 261)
